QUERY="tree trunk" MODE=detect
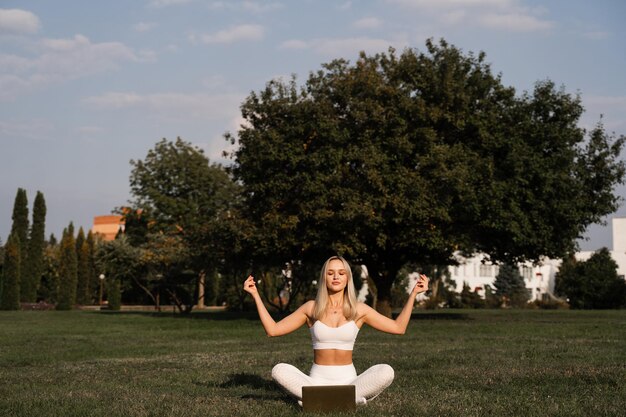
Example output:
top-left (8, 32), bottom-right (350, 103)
top-left (366, 262), bottom-right (398, 318)
top-left (197, 271), bottom-right (205, 309)
top-left (375, 279), bottom-right (394, 318)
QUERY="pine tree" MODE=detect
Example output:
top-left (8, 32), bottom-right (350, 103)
top-left (494, 263), bottom-right (530, 307)
top-left (10, 188), bottom-right (28, 299)
top-left (1, 233), bottom-right (21, 310)
top-left (56, 224), bottom-right (78, 310)
top-left (23, 191), bottom-right (46, 302)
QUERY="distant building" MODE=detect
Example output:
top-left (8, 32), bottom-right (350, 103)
top-left (92, 215), bottom-right (124, 241)
top-left (447, 253), bottom-right (560, 302)
top-left (441, 217), bottom-right (626, 301)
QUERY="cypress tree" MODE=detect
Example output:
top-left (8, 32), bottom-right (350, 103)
top-left (10, 188), bottom-right (28, 298)
top-left (23, 191), bottom-right (46, 302)
top-left (57, 224), bottom-right (78, 310)
top-left (85, 230), bottom-right (97, 304)
top-left (75, 227), bottom-right (90, 305)
top-left (1, 233), bottom-right (21, 310)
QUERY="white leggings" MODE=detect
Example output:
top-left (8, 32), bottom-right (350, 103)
top-left (271, 363), bottom-right (394, 401)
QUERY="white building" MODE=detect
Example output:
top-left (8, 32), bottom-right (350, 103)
top-left (442, 217), bottom-right (626, 301)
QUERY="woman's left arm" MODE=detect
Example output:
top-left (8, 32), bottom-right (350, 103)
top-left (361, 274), bottom-right (429, 335)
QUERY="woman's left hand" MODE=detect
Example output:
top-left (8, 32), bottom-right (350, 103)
top-left (412, 274), bottom-right (429, 295)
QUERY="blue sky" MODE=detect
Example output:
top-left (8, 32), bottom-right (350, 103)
top-left (1, 0), bottom-right (625, 251)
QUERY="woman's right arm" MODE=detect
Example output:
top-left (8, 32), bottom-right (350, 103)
top-left (243, 275), bottom-right (311, 337)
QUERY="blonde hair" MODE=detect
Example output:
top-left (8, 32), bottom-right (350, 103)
top-left (313, 256), bottom-right (358, 321)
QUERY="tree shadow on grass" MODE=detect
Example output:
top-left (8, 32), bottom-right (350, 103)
top-left (402, 312), bottom-right (472, 321)
top-left (197, 373), bottom-right (295, 405)
top-left (92, 309), bottom-right (473, 322)
top-left (91, 310), bottom-right (271, 321)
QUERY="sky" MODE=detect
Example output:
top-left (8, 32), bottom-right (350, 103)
top-left (1, 0), bottom-right (625, 252)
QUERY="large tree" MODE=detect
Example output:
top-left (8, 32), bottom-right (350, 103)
top-left (22, 191), bottom-right (46, 302)
top-left (228, 39), bottom-right (625, 316)
top-left (128, 137), bottom-right (240, 312)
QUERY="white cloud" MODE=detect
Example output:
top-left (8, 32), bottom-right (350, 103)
top-left (479, 12), bottom-right (553, 31)
top-left (279, 39), bottom-right (309, 50)
top-left (0, 34), bottom-right (143, 100)
top-left (0, 53), bottom-right (31, 72)
top-left (0, 8), bottom-right (40, 34)
top-left (207, 1), bottom-right (282, 13)
top-left (441, 10), bottom-right (466, 25)
top-left (0, 119), bottom-right (55, 140)
top-left (338, 1), bottom-right (352, 10)
top-left (353, 17), bottom-right (383, 30)
top-left (240, 1), bottom-right (282, 13)
top-left (387, 0), bottom-right (554, 33)
top-left (148, 0), bottom-right (193, 8)
top-left (280, 36), bottom-right (406, 57)
top-left (194, 24), bottom-right (264, 44)
top-left (582, 31), bottom-right (609, 40)
top-left (37, 35), bottom-right (140, 75)
top-left (83, 91), bottom-right (245, 121)
top-left (133, 21), bottom-right (157, 32)
top-left (386, 0), bottom-right (512, 8)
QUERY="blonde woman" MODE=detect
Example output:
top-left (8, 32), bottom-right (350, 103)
top-left (243, 256), bottom-right (429, 405)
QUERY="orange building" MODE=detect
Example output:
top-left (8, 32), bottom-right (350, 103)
top-left (92, 215), bottom-right (125, 241)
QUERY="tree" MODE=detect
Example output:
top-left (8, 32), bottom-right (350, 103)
top-left (10, 188), bottom-right (28, 299)
top-left (128, 137), bottom-right (240, 313)
top-left (555, 248), bottom-right (626, 309)
top-left (85, 230), bottom-right (97, 304)
top-left (1, 233), bottom-right (21, 310)
top-left (494, 263), bottom-right (530, 308)
top-left (228, 39), bottom-right (625, 316)
top-left (460, 282), bottom-right (485, 308)
top-left (107, 278), bottom-right (122, 311)
top-left (75, 227), bottom-right (92, 305)
top-left (22, 191), bottom-right (46, 302)
top-left (57, 223), bottom-right (78, 310)
top-left (38, 238), bottom-right (60, 304)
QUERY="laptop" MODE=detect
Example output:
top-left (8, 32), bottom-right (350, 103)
top-left (302, 385), bottom-right (356, 412)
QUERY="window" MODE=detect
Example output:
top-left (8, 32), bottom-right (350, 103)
top-left (479, 264), bottom-right (493, 277)
top-left (521, 266), bottom-right (533, 281)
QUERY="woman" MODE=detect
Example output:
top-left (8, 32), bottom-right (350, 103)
top-left (243, 255), bottom-right (429, 405)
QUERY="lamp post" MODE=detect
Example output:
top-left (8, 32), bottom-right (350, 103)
top-left (99, 274), bottom-right (105, 306)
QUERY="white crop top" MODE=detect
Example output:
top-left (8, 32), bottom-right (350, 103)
top-left (310, 320), bottom-right (360, 351)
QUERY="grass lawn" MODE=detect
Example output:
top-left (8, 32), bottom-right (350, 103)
top-left (0, 309), bottom-right (624, 417)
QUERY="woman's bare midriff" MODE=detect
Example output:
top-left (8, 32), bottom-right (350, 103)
top-left (314, 349), bottom-right (353, 365)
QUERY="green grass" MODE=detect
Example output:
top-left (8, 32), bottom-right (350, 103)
top-left (0, 309), bottom-right (624, 417)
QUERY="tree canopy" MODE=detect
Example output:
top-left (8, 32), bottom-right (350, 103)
top-left (227, 39), bottom-right (625, 315)
top-left (555, 249), bottom-right (626, 309)
top-left (126, 137), bottom-right (240, 312)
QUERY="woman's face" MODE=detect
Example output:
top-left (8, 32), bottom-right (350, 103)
top-left (325, 258), bottom-right (348, 293)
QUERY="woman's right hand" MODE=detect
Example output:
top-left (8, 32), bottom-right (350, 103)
top-left (243, 275), bottom-right (258, 296)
